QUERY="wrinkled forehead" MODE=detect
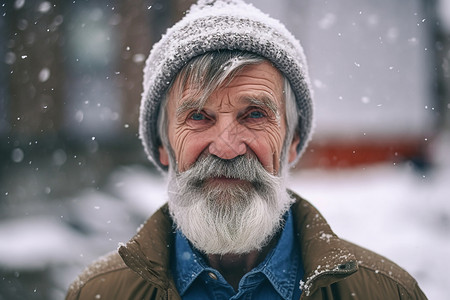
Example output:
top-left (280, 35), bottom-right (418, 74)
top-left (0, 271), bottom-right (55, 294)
top-left (167, 58), bottom-right (285, 114)
top-left (165, 51), bottom-right (276, 103)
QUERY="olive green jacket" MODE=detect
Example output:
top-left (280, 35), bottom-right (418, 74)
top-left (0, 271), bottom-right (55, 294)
top-left (66, 193), bottom-right (427, 299)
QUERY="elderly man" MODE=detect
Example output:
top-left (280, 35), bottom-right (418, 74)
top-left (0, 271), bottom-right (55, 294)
top-left (66, 0), bottom-right (427, 299)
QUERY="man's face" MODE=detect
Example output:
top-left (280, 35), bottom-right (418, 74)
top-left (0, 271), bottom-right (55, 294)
top-left (160, 60), bottom-right (300, 254)
top-left (159, 61), bottom-right (297, 174)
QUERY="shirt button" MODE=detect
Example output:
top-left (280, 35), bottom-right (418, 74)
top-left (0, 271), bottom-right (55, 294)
top-left (208, 272), bottom-right (218, 280)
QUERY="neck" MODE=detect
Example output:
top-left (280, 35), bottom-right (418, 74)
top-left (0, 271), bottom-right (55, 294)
top-left (205, 235), bottom-right (279, 291)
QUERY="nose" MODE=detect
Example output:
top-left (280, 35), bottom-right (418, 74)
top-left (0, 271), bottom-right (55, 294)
top-left (209, 120), bottom-right (247, 160)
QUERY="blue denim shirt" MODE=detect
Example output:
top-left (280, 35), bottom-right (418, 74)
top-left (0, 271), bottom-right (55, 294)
top-left (172, 209), bottom-right (303, 300)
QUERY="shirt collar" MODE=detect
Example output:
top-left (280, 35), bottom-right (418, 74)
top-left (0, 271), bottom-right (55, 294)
top-left (259, 208), bottom-right (301, 299)
top-left (172, 209), bottom-right (301, 299)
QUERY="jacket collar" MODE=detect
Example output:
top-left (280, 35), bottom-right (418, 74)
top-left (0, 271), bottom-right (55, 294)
top-left (118, 192), bottom-right (358, 296)
top-left (118, 204), bottom-right (175, 290)
top-left (289, 192), bottom-right (358, 296)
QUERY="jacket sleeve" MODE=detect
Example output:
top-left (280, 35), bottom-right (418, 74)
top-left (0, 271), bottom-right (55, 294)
top-left (406, 282), bottom-right (428, 300)
top-left (65, 277), bottom-right (82, 300)
top-left (65, 251), bottom-right (131, 300)
top-left (65, 266), bottom-right (164, 300)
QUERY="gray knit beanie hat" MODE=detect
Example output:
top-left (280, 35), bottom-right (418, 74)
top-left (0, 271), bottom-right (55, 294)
top-left (140, 0), bottom-right (313, 171)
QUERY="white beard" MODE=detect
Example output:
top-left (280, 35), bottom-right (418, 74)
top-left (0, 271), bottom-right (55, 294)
top-left (167, 155), bottom-right (294, 255)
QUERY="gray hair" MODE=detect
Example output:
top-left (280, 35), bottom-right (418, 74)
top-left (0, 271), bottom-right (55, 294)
top-left (157, 50), bottom-right (299, 173)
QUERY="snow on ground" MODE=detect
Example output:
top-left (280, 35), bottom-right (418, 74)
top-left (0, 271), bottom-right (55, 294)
top-left (0, 134), bottom-right (448, 299)
top-left (0, 217), bottom-right (86, 270)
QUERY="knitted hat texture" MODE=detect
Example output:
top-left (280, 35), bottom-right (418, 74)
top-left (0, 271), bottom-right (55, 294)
top-left (140, 0), bottom-right (314, 171)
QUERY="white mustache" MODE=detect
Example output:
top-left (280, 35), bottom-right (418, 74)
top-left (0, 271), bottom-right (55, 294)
top-left (179, 154), bottom-right (277, 193)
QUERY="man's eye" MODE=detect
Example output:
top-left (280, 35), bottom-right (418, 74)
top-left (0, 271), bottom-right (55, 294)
top-left (248, 111), bottom-right (265, 119)
top-left (190, 112), bottom-right (206, 121)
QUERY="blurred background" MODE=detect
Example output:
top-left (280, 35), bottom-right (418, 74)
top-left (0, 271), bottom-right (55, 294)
top-left (0, 0), bottom-right (449, 299)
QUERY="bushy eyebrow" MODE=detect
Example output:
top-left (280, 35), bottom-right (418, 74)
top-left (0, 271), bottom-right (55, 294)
top-left (176, 98), bottom-right (203, 118)
top-left (175, 94), bottom-right (281, 120)
top-left (243, 96), bottom-right (280, 120)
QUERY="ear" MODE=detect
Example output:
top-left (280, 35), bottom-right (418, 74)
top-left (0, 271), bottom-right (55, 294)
top-left (159, 145), bottom-right (169, 166)
top-left (288, 133), bottom-right (300, 163)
